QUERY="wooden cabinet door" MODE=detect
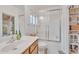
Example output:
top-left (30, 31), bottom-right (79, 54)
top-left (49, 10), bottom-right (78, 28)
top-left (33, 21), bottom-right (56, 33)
top-left (31, 46), bottom-right (38, 54)
top-left (22, 48), bottom-right (30, 54)
top-left (30, 40), bottom-right (38, 53)
top-left (24, 48), bottom-right (29, 54)
top-left (22, 40), bottom-right (38, 54)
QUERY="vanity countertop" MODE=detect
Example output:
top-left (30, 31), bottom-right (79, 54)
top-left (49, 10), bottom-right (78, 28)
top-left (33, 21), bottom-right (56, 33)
top-left (0, 36), bottom-right (38, 54)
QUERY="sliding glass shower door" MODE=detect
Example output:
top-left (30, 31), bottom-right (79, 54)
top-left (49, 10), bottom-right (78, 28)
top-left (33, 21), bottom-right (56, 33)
top-left (48, 10), bottom-right (61, 41)
top-left (38, 9), bottom-right (61, 41)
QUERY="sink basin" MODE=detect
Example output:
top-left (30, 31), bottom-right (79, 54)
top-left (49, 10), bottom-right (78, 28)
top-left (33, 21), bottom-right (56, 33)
top-left (0, 44), bottom-right (18, 52)
top-left (6, 39), bottom-right (15, 44)
top-left (0, 39), bottom-right (26, 52)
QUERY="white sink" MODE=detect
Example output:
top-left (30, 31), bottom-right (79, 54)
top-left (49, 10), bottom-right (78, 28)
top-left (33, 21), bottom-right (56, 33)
top-left (0, 43), bottom-right (18, 52)
top-left (0, 40), bottom-right (26, 52)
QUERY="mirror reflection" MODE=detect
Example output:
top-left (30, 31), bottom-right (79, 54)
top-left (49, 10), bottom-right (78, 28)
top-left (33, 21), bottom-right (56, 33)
top-left (2, 13), bottom-right (15, 36)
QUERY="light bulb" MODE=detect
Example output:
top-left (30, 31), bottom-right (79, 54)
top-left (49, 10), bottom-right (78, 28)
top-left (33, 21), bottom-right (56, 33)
top-left (39, 16), bottom-right (44, 20)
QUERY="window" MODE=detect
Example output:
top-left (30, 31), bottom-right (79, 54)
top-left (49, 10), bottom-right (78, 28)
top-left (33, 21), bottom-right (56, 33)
top-left (29, 15), bottom-right (37, 25)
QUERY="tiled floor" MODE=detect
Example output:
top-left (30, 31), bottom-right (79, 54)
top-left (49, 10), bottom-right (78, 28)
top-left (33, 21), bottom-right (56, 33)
top-left (38, 40), bottom-right (61, 54)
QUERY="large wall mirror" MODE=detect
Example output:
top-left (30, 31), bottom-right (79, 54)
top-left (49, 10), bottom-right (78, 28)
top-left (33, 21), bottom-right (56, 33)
top-left (2, 13), bottom-right (15, 36)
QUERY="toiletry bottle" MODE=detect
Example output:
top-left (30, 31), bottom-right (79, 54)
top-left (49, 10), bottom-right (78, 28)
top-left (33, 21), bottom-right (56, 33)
top-left (16, 31), bottom-right (19, 40)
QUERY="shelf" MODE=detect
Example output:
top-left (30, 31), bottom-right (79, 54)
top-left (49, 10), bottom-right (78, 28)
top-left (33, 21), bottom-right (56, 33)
top-left (69, 8), bottom-right (79, 16)
top-left (70, 8), bottom-right (79, 10)
top-left (69, 8), bottom-right (79, 13)
top-left (69, 30), bottom-right (79, 34)
top-left (69, 15), bottom-right (79, 18)
top-left (69, 6), bottom-right (79, 54)
top-left (70, 24), bottom-right (79, 30)
top-left (70, 43), bottom-right (78, 45)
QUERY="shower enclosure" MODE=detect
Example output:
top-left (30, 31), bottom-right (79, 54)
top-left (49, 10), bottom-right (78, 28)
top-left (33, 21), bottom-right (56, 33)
top-left (37, 9), bottom-right (61, 42)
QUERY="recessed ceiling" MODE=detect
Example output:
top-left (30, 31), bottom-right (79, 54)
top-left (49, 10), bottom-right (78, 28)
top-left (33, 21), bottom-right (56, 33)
top-left (13, 5), bottom-right (25, 11)
top-left (27, 5), bottom-right (62, 12)
top-left (13, 5), bottom-right (62, 12)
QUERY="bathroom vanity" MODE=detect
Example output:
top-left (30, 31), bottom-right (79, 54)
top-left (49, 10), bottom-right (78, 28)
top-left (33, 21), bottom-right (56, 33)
top-left (0, 36), bottom-right (38, 54)
top-left (22, 39), bottom-right (38, 54)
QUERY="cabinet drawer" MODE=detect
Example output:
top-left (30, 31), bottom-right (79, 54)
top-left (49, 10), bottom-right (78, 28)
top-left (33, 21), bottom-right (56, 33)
top-left (30, 40), bottom-right (38, 53)
top-left (31, 46), bottom-right (38, 54)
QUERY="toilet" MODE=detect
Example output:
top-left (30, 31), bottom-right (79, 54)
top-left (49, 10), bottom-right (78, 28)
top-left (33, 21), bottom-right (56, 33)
top-left (38, 41), bottom-right (48, 54)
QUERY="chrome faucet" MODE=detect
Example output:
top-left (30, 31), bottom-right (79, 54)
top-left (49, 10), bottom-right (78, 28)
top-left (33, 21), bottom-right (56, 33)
top-left (7, 35), bottom-right (15, 44)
